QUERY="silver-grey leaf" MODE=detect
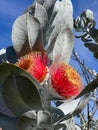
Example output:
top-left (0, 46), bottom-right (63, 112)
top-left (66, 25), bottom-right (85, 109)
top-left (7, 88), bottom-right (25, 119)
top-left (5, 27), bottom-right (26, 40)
top-left (47, 0), bottom-right (73, 60)
top-left (12, 12), bottom-right (40, 56)
top-left (53, 26), bottom-right (74, 63)
top-left (37, 110), bottom-right (54, 130)
top-left (27, 12), bottom-right (40, 49)
top-left (53, 95), bottom-right (89, 125)
top-left (18, 110), bottom-right (37, 130)
top-left (57, 98), bottom-right (80, 115)
top-left (52, 0), bottom-right (73, 29)
top-left (72, 95), bottom-right (90, 116)
top-left (18, 110), bottom-right (54, 130)
top-left (12, 14), bottom-right (28, 54)
top-left (65, 118), bottom-right (76, 130)
top-left (35, 0), bottom-right (44, 4)
top-left (34, 3), bottom-right (48, 29)
top-left (43, 0), bottom-right (56, 10)
top-left (25, 3), bottom-right (48, 47)
top-left (75, 125), bottom-right (82, 130)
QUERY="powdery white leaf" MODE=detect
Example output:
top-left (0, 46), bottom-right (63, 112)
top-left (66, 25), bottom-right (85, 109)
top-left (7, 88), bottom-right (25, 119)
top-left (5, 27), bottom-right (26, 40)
top-left (57, 95), bottom-right (90, 123)
top-left (47, 0), bottom-right (73, 59)
top-left (12, 12), bottom-right (40, 57)
top-left (18, 110), bottom-right (54, 130)
top-left (34, 3), bottom-right (48, 28)
top-left (57, 98), bottom-right (80, 115)
top-left (12, 14), bottom-right (28, 54)
top-left (35, 0), bottom-right (44, 4)
top-left (75, 125), bottom-right (82, 130)
top-left (71, 95), bottom-right (90, 117)
top-left (37, 110), bottom-right (54, 130)
top-left (43, 0), bottom-right (56, 10)
top-left (53, 26), bottom-right (74, 63)
top-left (65, 118), bottom-right (76, 130)
top-left (27, 12), bottom-right (40, 49)
top-left (52, 0), bottom-right (73, 29)
top-left (18, 110), bottom-right (37, 130)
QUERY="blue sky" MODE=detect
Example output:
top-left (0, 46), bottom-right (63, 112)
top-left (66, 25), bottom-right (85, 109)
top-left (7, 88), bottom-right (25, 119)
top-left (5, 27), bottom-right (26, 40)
top-left (0, 0), bottom-right (98, 71)
top-left (72, 0), bottom-right (98, 72)
top-left (0, 0), bottom-right (32, 49)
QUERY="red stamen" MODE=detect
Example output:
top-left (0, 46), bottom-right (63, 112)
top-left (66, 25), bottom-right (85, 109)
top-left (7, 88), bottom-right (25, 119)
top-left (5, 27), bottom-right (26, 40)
top-left (49, 62), bottom-right (83, 98)
top-left (16, 52), bottom-right (48, 83)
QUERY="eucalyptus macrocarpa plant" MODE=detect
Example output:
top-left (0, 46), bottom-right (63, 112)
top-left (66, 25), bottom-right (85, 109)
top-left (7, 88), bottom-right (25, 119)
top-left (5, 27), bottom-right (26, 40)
top-left (0, 0), bottom-right (98, 130)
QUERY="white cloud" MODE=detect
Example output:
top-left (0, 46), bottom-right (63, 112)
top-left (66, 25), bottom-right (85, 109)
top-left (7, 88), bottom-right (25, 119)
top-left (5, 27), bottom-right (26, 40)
top-left (0, 48), bottom-right (6, 55)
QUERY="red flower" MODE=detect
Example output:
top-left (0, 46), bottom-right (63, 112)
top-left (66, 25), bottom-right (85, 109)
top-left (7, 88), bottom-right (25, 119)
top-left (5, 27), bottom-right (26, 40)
top-left (16, 52), bottom-right (48, 83)
top-left (49, 62), bottom-right (83, 98)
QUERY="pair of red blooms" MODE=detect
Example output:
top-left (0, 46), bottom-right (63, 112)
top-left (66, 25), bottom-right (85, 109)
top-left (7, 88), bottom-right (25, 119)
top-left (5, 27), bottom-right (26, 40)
top-left (16, 51), bottom-right (83, 99)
